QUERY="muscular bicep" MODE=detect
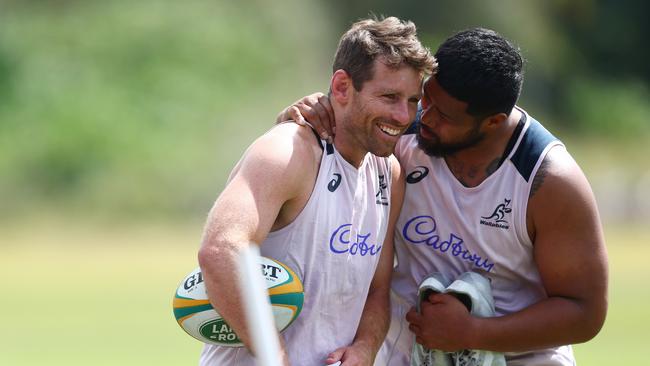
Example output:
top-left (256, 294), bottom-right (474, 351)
top-left (206, 172), bottom-right (283, 246)
top-left (529, 147), bottom-right (608, 325)
top-left (203, 131), bottom-right (315, 249)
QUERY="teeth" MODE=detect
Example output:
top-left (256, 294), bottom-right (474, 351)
top-left (379, 125), bottom-right (400, 136)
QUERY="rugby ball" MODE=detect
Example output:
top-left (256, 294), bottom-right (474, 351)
top-left (173, 256), bottom-right (304, 347)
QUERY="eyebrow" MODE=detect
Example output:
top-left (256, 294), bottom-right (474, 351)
top-left (377, 88), bottom-right (399, 95)
top-left (377, 88), bottom-right (422, 99)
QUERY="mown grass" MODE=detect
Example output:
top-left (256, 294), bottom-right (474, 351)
top-left (0, 219), bottom-right (203, 365)
top-left (572, 225), bottom-right (649, 365)
top-left (0, 218), bottom-right (645, 365)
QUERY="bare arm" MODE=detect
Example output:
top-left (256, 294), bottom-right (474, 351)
top-left (326, 157), bottom-right (405, 365)
top-left (197, 125), bottom-right (317, 363)
top-left (469, 146), bottom-right (608, 351)
top-left (408, 146), bottom-right (608, 352)
top-left (276, 92), bottom-right (336, 143)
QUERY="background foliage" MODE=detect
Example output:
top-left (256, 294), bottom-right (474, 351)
top-left (0, 0), bottom-right (647, 364)
top-left (1, 0), bottom-right (648, 221)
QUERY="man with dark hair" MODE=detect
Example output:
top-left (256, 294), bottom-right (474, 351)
top-left (277, 27), bottom-right (608, 366)
top-left (199, 17), bottom-right (435, 366)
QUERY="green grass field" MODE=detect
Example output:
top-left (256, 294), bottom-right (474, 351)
top-left (0, 218), bottom-right (645, 365)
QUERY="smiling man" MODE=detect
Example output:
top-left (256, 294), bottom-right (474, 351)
top-left (198, 17), bottom-right (435, 366)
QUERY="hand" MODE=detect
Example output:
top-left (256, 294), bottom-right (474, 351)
top-left (276, 92), bottom-right (336, 143)
top-left (406, 293), bottom-right (476, 352)
top-left (325, 342), bottom-right (374, 366)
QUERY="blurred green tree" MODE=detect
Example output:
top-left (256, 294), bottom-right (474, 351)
top-left (0, 0), bottom-right (333, 219)
top-left (325, 0), bottom-right (649, 136)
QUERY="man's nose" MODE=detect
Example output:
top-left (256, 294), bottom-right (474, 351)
top-left (419, 105), bottom-right (440, 129)
top-left (392, 101), bottom-right (412, 126)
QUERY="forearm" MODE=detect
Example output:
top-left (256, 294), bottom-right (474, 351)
top-left (352, 286), bottom-right (391, 356)
top-left (198, 242), bottom-right (257, 350)
top-left (469, 296), bottom-right (606, 352)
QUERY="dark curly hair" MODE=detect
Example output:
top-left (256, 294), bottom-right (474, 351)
top-left (435, 28), bottom-right (524, 118)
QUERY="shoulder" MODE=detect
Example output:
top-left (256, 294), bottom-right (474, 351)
top-left (527, 145), bottom-right (599, 239)
top-left (529, 145), bottom-right (586, 199)
top-left (230, 123), bottom-right (322, 192)
top-left (243, 123), bottom-right (321, 170)
top-left (253, 122), bottom-right (321, 160)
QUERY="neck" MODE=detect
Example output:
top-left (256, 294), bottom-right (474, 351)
top-left (445, 108), bottom-right (523, 187)
top-left (330, 104), bottom-right (368, 168)
top-left (332, 132), bottom-right (366, 168)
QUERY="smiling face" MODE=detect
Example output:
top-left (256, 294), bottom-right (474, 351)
top-left (336, 60), bottom-right (423, 160)
top-left (417, 77), bottom-right (486, 157)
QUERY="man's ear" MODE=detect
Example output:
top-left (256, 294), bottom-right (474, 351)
top-left (482, 112), bottom-right (508, 129)
top-left (330, 69), bottom-right (353, 105)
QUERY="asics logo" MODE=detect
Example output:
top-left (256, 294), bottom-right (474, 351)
top-left (406, 166), bottom-right (429, 184)
top-left (328, 173), bottom-right (342, 192)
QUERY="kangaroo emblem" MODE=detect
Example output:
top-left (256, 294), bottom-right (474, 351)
top-left (482, 199), bottom-right (512, 223)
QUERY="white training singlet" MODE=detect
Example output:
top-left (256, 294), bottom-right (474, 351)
top-left (377, 110), bottom-right (576, 366)
top-left (200, 135), bottom-right (393, 366)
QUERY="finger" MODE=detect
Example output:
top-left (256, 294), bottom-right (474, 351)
top-left (317, 94), bottom-right (336, 136)
top-left (406, 314), bottom-right (422, 327)
top-left (421, 297), bottom-right (436, 309)
top-left (295, 102), bottom-right (319, 122)
top-left (325, 347), bottom-right (345, 364)
top-left (419, 299), bottom-right (438, 316)
top-left (276, 108), bottom-right (290, 124)
top-left (405, 308), bottom-right (421, 324)
top-left (308, 97), bottom-right (329, 126)
top-left (310, 120), bottom-right (331, 143)
top-left (288, 106), bottom-right (308, 126)
top-left (310, 102), bottom-right (331, 137)
top-left (305, 92), bottom-right (326, 107)
top-left (300, 93), bottom-right (323, 112)
top-left (427, 292), bottom-right (447, 304)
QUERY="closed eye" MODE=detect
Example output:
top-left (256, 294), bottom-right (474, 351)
top-left (383, 94), bottom-right (398, 101)
top-left (435, 106), bottom-right (451, 121)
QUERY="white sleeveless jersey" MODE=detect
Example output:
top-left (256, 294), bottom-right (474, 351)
top-left (200, 137), bottom-right (393, 366)
top-left (382, 110), bottom-right (575, 365)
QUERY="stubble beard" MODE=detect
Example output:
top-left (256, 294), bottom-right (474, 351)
top-left (416, 124), bottom-right (485, 158)
top-left (341, 95), bottom-right (399, 158)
